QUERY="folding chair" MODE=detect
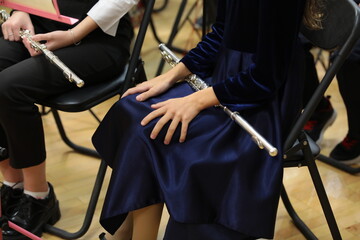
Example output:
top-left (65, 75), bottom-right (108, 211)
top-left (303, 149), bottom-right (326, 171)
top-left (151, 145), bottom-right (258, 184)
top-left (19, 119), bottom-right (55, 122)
top-left (34, 0), bottom-right (156, 238)
top-left (281, 0), bottom-right (360, 238)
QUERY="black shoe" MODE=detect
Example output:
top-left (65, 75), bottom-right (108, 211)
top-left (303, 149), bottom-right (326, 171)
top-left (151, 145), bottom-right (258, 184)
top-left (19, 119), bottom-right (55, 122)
top-left (330, 135), bottom-right (360, 165)
top-left (0, 183), bottom-right (23, 217)
top-left (2, 183), bottom-right (61, 240)
top-left (304, 96), bottom-right (336, 144)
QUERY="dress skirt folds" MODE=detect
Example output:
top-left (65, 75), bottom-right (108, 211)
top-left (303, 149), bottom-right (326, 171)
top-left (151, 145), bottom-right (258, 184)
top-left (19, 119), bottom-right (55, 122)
top-left (92, 46), bottom-right (304, 239)
top-left (93, 0), bottom-right (306, 238)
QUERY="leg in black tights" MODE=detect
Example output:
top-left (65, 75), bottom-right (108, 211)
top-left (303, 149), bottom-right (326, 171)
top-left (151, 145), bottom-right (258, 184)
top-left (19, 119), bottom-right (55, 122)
top-left (329, 39), bottom-right (360, 163)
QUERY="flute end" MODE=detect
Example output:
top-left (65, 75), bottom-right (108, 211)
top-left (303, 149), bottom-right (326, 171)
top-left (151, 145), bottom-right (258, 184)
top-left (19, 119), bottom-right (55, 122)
top-left (269, 148), bottom-right (278, 157)
top-left (76, 80), bottom-right (85, 88)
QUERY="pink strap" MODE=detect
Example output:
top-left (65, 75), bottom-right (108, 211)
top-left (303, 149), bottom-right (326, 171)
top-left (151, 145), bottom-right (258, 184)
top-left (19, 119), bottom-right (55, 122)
top-left (8, 221), bottom-right (43, 240)
top-left (1, 0), bottom-right (78, 25)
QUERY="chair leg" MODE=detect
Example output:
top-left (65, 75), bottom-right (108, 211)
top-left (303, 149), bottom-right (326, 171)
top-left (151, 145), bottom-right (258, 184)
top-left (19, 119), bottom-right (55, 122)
top-left (88, 109), bottom-right (102, 123)
top-left (44, 160), bottom-right (108, 239)
top-left (281, 185), bottom-right (318, 240)
top-left (40, 105), bottom-right (51, 116)
top-left (51, 109), bottom-right (99, 158)
top-left (302, 140), bottom-right (342, 240)
top-left (317, 154), bottom-right (360, 174)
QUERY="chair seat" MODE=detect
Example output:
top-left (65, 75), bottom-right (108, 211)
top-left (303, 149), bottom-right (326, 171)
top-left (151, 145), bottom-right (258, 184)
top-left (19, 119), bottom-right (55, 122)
top-left (283, 133), bottom-right (321, 167)
top-left (38, 64), bottom-right (128, 112)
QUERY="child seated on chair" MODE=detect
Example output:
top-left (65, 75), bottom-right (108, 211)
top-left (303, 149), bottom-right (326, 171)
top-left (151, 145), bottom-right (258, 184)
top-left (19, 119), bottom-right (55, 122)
top-left (0, 0), bottom-right (137, 238)
top-left (92, 0), bottom-right (325, 239)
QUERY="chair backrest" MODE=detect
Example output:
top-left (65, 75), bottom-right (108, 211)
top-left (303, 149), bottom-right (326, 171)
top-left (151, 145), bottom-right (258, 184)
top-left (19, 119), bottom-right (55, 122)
top-left (284, 0), bottom-right (360, 150)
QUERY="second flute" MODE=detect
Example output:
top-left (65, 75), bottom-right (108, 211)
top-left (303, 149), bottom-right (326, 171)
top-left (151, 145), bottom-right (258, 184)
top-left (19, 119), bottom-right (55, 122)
top-left (0, 10), bottom-right (84, 88)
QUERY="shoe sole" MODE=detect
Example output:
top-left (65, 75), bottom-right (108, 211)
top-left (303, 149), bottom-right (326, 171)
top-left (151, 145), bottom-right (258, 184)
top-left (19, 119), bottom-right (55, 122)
top-left (316, 109), bottom-right (337, 145)
top-left (332, 155), bottom-right (360, 165)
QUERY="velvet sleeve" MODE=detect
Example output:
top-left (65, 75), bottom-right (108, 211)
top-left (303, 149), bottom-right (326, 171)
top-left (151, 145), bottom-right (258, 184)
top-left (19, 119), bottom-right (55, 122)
top-left (212, 0), bottom-right (305, 110)
top-left (180, 2), bottom-right (226, 79)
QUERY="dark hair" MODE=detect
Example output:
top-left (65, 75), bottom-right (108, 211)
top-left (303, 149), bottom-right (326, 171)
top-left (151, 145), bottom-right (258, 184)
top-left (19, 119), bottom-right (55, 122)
top-left (303, 0), bottom-right (325, 29)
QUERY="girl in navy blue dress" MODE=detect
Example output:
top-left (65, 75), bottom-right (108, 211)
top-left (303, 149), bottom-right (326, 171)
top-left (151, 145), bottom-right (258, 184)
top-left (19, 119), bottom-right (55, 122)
top-left (92, 0), bottom-right (325, 239)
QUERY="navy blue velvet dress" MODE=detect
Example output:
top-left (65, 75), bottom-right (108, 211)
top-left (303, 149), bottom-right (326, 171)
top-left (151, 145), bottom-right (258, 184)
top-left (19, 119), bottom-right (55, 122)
top-left (92, 0), bottom-right (306, 239)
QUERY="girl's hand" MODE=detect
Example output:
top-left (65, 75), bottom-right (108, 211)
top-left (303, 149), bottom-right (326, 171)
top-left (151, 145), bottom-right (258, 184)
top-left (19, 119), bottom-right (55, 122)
top-left (24, 30), bottom-right (74, 56)
top-left (1, 11), bottom-right (34, 42)
top-left (141, 88), bottom-right (220, 144)
top-left (122, 73), bottom-right (175, 101)
top-left (141, 95), bottom-right (202, 144)
top-left (122, 62), bottom-right (192, 101)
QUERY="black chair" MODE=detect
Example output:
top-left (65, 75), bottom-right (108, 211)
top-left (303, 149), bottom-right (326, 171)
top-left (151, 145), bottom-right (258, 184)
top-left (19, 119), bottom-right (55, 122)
top-left (281, 0), bottom-right (360, 239)
top-left (36, 0), bottom-right (156, 238)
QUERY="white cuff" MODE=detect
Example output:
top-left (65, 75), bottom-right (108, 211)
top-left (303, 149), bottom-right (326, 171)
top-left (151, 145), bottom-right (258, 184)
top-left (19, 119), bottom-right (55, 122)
top-left (88, 0), bottom-right (139, 36)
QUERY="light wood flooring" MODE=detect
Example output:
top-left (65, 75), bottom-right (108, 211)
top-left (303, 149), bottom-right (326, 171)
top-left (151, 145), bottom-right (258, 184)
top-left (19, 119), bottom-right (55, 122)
top-left (1, 0), bottom-right (360, 239)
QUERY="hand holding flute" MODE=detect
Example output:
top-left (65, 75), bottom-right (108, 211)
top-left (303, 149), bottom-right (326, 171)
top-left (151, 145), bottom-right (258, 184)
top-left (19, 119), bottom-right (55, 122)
top-left (20, 29), bottom-right (85, 87)
top-left (159, 43), bottom-right (278, 157)
top-left (0, 10), bottom-right (84, 87)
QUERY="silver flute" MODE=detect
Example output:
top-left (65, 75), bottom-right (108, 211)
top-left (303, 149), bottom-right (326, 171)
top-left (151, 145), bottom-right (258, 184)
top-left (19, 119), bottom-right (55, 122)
top-left (159, 43), bottom-right (278, 157)
top-left (0, 10), bottom-right (84, 88)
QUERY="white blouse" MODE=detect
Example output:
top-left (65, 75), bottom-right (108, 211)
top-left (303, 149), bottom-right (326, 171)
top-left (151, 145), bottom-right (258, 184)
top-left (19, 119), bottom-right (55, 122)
top-left (87, 0), bottom-right (139, 36)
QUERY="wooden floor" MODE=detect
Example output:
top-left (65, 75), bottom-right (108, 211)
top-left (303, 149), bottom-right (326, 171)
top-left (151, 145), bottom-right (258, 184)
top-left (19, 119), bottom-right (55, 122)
top-left (2, 1), bottom-right (360, 239)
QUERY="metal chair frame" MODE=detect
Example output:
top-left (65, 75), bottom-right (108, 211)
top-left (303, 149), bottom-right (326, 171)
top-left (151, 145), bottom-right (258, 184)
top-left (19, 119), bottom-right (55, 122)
top-left (281, 0), bottom-right (360, 238)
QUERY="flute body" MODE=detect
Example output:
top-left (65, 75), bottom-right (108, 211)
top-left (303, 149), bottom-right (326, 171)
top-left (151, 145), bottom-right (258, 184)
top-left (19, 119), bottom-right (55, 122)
top-left (0, 9), bottom-right (7, 23)
top-left (159, 43), bottom-right (278, 157)
top-left (0, 10), bottom-right (84, 88)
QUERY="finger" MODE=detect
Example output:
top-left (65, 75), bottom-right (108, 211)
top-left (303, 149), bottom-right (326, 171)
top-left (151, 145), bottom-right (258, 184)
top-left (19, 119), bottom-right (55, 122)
top-left (14, 31), bottom-right (22, 41)
top-left (179, 121), bottom-right (189, 143)
top-left (31, 33), bottom-right (47, 42)
top-left (151, 100), bottom-right (168, 109)
top-left (5, 25), bottom-right (16, 40)
top-left (121, 84), bottom-right (150, 98)
top-left (136, 88), bottom-right (156, 101)
top-left (10, 26), bottom-right (22, 41)
top-left (2, 24), bottom-right (9, 39)
top-left (164, 118), bottom-right (180, 145)
top-left (30, 48), bottom-right (42, 56)
top-left (141, 108), bottom-right (164, 126)
top-left (7, 32), bottom-right (15, 41)
top-left (150, 115), bottom-right (172, 141)
top-left (23, 38), bottom-right (39, 56)
top-left (22, 38), bottom-right (31, 50)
